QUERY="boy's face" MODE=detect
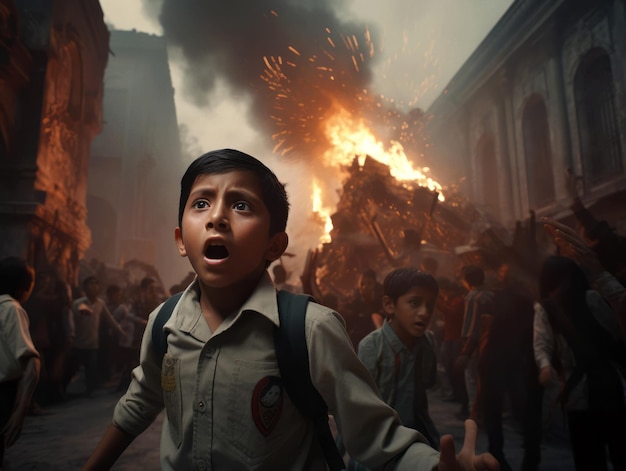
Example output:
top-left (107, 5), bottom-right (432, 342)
top-left (174, 170), bottom-right (287, 290)
top-left (383, 285), bottom-right (436, 344)
top-left (85, 281), bottom-right (100, 298)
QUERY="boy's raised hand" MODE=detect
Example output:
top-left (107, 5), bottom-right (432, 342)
top-left (438, 420), bottom-right (500, 471)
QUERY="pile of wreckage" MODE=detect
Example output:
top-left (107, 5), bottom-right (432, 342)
top-left (308, 155), bottom-right (544, 298)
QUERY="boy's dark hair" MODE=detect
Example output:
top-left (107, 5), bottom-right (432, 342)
top-left (178, 149), bottom-right (290, 235)
top-left (0, 256), bottom-right (34, 299)
top-left (83, 276), bottom-right (99, 288)
top-left (140, 277), bottom-right (155, 290)
top-left (383, 267), bottom-right (439, 310)
top-left (461, 265), bottom-right (484, 287)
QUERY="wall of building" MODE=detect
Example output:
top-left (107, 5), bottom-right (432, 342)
top-left (87, 29), bottom-right (188, 289)
top-left (0, 0), bottom-right (109, 284)
top-left (426, 0), bottom-right (626, 236)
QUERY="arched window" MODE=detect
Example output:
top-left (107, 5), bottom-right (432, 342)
top-left (575, 49), bottom-right (622, 185)
top-left (522, 94), bottom-right (554, 208)
top-left (476, 133), bottom-right (500, 218)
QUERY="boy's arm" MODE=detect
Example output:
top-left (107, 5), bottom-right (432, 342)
top-left (356, 335), bottom-right (378, 376)
top-left (533, 303), bottom-right (555, 386)
top-left (308, 305), bottom-right (498, 470)
top-left (2, 356), bottom-right (40, 447)
top-left (101, 302), bottom-right (125, 337)
top-left (82, 423), bottom-right (136, 470)
top-left (308, 306), bottom-right (439, 468)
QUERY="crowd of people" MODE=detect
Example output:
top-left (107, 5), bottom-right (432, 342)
top-left (0, 264), bottom-right (169, 468)
top-left (7, 271), bottom-right (161, 404)
top-left (293, 171), bottom-right (626, 470)
top-left (1, 150), bottom-right (625, 470)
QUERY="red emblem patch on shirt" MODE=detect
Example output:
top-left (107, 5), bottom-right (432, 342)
top-left (251, 376), bottom-right (283, 436)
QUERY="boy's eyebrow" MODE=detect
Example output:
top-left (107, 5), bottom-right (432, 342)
top-left (188, 186), bottom-right (263, 203)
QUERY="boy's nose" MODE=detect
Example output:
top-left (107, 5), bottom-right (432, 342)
top-left (206, 207), bottom-right (229, 231)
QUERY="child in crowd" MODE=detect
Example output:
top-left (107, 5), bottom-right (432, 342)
top-left (105, 284), bottom-right (146, 392)
top-left (534, 255), bottom-right (626, 470)
top-left (357, 269), bottom-right (441, 454)
top-left (0, 257), bottom-right (40, 468)
top-left (455, 265), bottom-right (495, 420)
top-left (83, 149), bottom-right (498, 470)
top-left (64, 277), bottom-right (123, 397)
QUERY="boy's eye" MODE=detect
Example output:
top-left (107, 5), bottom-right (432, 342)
top-left (193, 200), bottom-right (209, 209)
top-left (409, 297), bottom-right (424, 307)
top-left (233, 201), bottom-right (251, 211)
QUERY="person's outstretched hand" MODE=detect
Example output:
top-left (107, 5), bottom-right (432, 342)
top-left (438, 420), bottom-right (500, 471)
top-left (541, 217), bottom-right (605, 277)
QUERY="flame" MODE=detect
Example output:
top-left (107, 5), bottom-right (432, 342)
top-left (311, 178), bottom-right (333, 244)
top-left (323, 108), bottom-right (444, 201)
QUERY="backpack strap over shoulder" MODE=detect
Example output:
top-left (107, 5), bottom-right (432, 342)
top-left (152, 292), bottom-right (184, 361)
top-left (274, 290), bottom-right (346, 471)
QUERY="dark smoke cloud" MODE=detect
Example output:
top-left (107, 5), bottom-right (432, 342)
top-left (143, 0), bottom-right (384, 157)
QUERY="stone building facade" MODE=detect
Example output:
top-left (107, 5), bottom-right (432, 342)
top-left (87, 30), bottom-right (187, 289)
top-left (0, 0), bottom-right (109, 283)
top-left (426, 0), bottom-right (626, 235)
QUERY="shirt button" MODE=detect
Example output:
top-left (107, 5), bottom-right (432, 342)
top-left (206, 346), bottom-right (215, 356)
top-left (197, 400), bottom-right (206, 412)
top-left (195, 459), bottom-right (207, 470)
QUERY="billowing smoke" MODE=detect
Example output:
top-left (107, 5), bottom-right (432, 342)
top-left (140, 0), bottom-right (433, 284)
top-left (143, 0), bottom-right (385, 157)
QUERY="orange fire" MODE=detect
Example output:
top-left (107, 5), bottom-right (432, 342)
top-left (311, 178), bottom-right (333, 245)
top-left (323, 108), bottom-right (444, 201)
top-left (309, 107), bottom-right (445, 245)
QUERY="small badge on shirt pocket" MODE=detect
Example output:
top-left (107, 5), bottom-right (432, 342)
top-left (162, 354), bottom-right (183, 447)
top-left (162, 355), bottom-right (177, 392)
top-left (251, 376), bottom-right (283, 436)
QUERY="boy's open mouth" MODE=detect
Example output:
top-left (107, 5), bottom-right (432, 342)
top-left (205, 244), bottom-right (229, 260)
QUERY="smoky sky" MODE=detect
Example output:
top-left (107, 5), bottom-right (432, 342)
top-left (142, 0), bottom-right (400, 157)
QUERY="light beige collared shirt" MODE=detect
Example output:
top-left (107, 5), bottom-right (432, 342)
top-left (113, 273), bottom-right (439, 470)
top-left (0, 295), bottom-right (40, 383)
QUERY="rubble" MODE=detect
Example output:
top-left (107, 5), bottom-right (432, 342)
top-left (310, 155), bottom-right (540, 298)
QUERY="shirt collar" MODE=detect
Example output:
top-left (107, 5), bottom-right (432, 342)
top-left (381, 318), bottom-right (429, 354)
top-left (238, 272), bottom-right (280, 327)
top-left (381, 320), bottom-right (410, 354)
top-left (175, 272), bottom-right (279, 338)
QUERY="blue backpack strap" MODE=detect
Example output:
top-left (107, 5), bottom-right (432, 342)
top-left (274, 290), bottom-right (346, 471)
top-left (152, 292), bottom-right (184, 361)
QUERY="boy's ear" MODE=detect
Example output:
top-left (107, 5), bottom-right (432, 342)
top-left (265, 231), bottom-right (289, 263)
top-left (382, 295), bottom-right (395, 316)
top-left (174, 227), bottom-right (187, 257)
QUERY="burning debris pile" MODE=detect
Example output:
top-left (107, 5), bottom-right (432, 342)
top-left (309, 154), bottom-right (485, 298)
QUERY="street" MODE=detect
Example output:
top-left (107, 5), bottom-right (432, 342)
top-left (4, 380), bottom-right (576, 470)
